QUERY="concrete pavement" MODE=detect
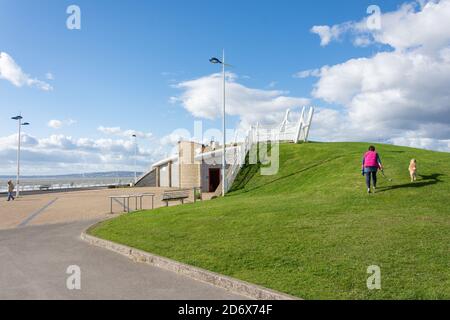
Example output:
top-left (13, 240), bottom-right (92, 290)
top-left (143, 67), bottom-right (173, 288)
top-left (0, 219), bottom-right (246, 300)
top-left (0, 189), bottom-right (246, 299)
top-left (0, 187), bottom-right (191, 230)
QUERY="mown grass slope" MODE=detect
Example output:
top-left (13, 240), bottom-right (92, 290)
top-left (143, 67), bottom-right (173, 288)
top-left (90, 142), bottom-right (450, 299)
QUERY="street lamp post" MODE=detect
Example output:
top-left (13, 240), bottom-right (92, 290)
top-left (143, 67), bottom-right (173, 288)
top-left (132, 134), bottom-right (138, 184)
top-left (11, 115), bottom-right (30, 198)
top-left (210, 50), bottom-right (227, 196)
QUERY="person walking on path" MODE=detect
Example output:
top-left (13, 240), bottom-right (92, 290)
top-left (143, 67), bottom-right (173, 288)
top-left (7, 180), bottom-right (15, 201)
top-left (362, 146), bottom-right (383, 194)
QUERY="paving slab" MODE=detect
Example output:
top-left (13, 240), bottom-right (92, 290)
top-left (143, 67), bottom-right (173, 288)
top-left (0, 187), bottom-right (191, 230)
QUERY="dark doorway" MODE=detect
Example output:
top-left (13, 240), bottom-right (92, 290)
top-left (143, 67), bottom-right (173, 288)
top-left (209, 168), bottom-right (221, 192)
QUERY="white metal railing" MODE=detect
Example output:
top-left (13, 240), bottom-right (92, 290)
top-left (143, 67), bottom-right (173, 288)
top-left (0, 178), bottom-right (134, 193)
top-left (224, 106), bottom-right (314, 192)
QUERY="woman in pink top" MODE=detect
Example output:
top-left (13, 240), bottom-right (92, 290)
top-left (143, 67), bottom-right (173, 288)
top-left (362, 146), bottom-right (383, 194)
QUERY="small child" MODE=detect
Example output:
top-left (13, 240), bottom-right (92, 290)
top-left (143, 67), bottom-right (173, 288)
top-left (409, 159), bottom-right (417, 182)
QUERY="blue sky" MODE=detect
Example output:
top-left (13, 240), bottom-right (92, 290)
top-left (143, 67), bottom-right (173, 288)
top-left (1, 0), bottom-right (449, 174)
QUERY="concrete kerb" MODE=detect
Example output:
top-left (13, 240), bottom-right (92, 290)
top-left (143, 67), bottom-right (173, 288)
top-left (81, 223), bottom-right (299, 301)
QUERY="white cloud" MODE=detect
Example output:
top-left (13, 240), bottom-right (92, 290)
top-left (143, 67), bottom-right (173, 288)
top-left (45, 72), bottom-right (54, 80)
top-left (389, 133), bottom-right (450, 152)
top-left (267, 81), bottom-right (277, 88)
top-left (311, 25), bottom-right (348, 46)
top-left (0, 52), bottom-right (53, 91)
top-left (307, 0), bottom-right (450, 152)
top-left (311, 0), bottom-right (450, 52)
top-left (293, 68), bottom-right (322, 79)
top-left (47, 119), bottom-right (77, 129)
top-left (97, 126), bottom-right (153, 139)
top-left (97, 126), bottom-right (121, 135)
top-left (47, 120), bottom-right (63, 129)
top-left (171, 72), bottom-right (310, 127)
top-left (0, 132), bottom-right (165, 175)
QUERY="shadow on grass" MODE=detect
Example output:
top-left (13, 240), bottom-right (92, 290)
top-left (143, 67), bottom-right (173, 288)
top-left (228, 155), bottom-right (350, 196)
top-left (378, 173), bottom-right (444, 193)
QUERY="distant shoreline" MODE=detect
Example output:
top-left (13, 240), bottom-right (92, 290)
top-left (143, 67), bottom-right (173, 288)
top-left (0, 185), bottom-right (132, 198)
top-left (0, 171), bottom-right (142, 180)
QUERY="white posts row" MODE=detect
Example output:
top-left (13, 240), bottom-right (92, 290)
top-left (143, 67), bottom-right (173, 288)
top-left (294, 107), bottom-right (315, 143)
top-left (223, 106), bottom-right (314, 192)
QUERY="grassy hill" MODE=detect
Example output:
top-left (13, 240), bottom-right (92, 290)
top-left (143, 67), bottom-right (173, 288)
top-left (90, 142), bottom-right (450, 299)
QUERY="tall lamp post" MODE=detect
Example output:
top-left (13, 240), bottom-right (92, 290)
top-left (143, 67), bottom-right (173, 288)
top-left (210, 50), bottom-right (228, 196)
top-left (11, 115), bottom-right (30, 197)
top-left (132, 134), bottom-right (138, 184)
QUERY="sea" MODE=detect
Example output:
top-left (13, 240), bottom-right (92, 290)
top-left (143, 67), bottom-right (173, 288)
top-left (0, 172), bottom-right (139, 193)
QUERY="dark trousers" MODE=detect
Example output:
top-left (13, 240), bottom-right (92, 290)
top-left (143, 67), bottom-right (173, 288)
top-left (7, 192), bottom-right (15, 201)
top-left (365, 171), bottom-right (377, 188)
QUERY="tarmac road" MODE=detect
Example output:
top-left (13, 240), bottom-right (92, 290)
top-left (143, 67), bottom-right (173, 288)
top-left (0, 219), bottom-right (245, 300)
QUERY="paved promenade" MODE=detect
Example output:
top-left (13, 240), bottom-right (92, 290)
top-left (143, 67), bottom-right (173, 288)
top-left (0, 187), bottom-right (182, 230)
top-left (0, 188), bottom-right (245, 299)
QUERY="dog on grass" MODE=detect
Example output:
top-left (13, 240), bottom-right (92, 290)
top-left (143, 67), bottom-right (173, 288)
top-left (409, 159), bottom-right (417, 182)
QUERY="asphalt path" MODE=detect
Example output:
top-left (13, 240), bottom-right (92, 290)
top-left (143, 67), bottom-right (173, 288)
top-left (0, 220), bottom-right (245, 300)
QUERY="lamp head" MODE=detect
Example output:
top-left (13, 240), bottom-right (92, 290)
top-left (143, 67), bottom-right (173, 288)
top-left (22, 122), bottom-right (30, 126)
top-left (209, 57), bottom-right (222, 64)
top-left (11, 116), bottom-right (23, 120)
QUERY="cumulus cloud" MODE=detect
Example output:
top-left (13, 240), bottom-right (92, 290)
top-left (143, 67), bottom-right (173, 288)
top-left (47, 119), bottom-right (77, 129)
top-left (293, 68), bottom-right (322, 79)
top-left (0, 52), bottom-right (53, 91)
top-left (311, 0), bottom-right (450, 51)
top-left (171, 72), bottom-right (310, 127)
top-left (306, 0), bottom-right (450, 152)
top-left (0, 132), bottom-right (165, 175)
top-left (311, 24), bottom-right (350, 46)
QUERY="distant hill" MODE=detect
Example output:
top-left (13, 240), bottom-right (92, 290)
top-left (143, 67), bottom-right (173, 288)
top-left (0, 171), bottom-right (142, 180)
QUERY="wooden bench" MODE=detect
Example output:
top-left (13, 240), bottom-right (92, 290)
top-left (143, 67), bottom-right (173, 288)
top-left (162, 189), bottom-right (190, 207)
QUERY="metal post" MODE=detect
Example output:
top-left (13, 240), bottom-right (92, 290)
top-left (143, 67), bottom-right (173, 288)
top-left (222, 49), bottom-right (226, 197)
top-left (294, 107), bottom-right (306, 143)
top-left (304, 107), bottom-right (315, 143)
top-left (16, 117), bottom-right (22, 198)
top-left (134, 136), bottom-right (138, 184)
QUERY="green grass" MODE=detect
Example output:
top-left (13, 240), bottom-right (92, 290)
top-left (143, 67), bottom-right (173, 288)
top-left (90, 142), bottom-right (450, 299)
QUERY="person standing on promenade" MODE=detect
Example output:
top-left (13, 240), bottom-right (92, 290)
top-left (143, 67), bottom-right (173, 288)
top-left (7, 180), bottom-right (15, 201)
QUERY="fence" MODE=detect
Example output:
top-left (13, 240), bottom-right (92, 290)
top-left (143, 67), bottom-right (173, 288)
top-left (0, 177), bottom-right (134, 193)
top-left (224, 107), bottom-right (314, 192)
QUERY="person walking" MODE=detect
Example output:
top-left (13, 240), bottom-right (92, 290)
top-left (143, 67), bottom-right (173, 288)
top-left (7, 180), bottom-right (15, 201)
top-left (362, 146), bottom-right (383, 194)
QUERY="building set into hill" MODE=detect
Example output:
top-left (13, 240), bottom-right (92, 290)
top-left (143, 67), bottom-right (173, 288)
top-left (136, 107), bottom-right (315, 194)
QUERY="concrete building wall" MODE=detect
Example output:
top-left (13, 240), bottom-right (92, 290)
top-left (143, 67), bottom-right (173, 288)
top-left (171, 160), bottom-right (180, 188)
top-left (159, 163), bottom-right (170, 187)
top-left (180, 164), bottom-right (201, 189)
top-left (179, 141), bottom-right (201, 189)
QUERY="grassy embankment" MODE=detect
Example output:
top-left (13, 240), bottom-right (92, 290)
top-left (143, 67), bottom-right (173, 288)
top-left (90, 142), bottom-right (450, 299)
